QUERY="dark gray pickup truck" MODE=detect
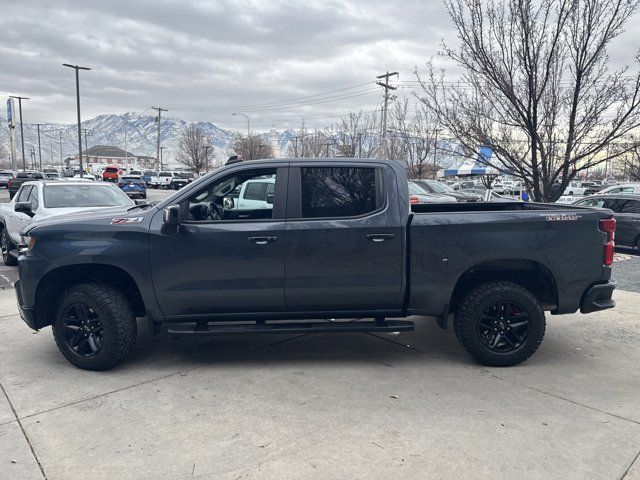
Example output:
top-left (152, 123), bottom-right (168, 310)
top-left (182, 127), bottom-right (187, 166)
top-left (13, 159), bottom-right (616, 370)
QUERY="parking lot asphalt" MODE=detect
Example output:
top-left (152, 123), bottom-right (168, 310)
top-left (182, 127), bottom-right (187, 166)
top-left (0, 287), bottom-right (639, 480)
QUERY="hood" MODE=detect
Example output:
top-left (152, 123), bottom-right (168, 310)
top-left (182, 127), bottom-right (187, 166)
top-left (23, 206), bottom-right (151, 234)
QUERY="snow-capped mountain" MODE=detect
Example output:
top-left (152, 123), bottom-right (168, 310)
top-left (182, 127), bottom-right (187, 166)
top-left (0, 112), bottom-right (238, 166)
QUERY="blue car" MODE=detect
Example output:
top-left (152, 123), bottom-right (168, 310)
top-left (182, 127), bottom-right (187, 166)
top-left (118, 175), bottom-right (147, 199)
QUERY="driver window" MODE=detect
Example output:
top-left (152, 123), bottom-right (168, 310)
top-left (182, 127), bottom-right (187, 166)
top-left (186, 168), bottom-right (277, 222)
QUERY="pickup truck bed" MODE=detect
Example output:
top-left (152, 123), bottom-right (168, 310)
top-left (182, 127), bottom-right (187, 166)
top-left (13, 158), bottom-right (616, 370)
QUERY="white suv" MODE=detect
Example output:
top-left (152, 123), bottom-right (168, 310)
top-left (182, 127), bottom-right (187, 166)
top-left (595, 184), bottom-right (640, 195)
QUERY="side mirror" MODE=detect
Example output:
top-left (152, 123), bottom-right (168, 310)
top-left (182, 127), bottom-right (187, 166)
top-left (163, 205), bottom-right (181, 225)
top-left (134, 199), bottom-right (147, 206)
top-left (223, 197), bottom-right (235, 209)
top-left (265, 192), bottom-right (274, 205)
top-left (15, 202), bottom-right (34, 217)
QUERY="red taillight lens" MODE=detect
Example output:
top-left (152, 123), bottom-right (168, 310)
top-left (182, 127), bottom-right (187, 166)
top-left (7, 179), bottom-right (13, 188)
top-left (118, 182), bottom-right (124, 187)
top-left (409, 195), bottom-right (420, 205)
top-left (599, 218), bottom-right (616, 266)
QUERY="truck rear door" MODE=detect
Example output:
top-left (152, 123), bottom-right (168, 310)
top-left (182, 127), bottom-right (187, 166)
top-left (284, 162), bottom-right (405, 312)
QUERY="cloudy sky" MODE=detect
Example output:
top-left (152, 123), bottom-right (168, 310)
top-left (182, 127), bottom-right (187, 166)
top-left (1, 0), bottom-right (638, 132)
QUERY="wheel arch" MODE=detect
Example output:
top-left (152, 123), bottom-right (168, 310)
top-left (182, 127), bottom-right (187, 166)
top-left (34, 263), bottom-right (146, 329)
top-left (449, 259), bottom-right (559, 313)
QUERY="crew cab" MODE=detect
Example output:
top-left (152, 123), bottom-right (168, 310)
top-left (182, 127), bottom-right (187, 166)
top-left (149, 171), bottom-right (176, 189)
top-left (14, 159), bottom-right (617, 370)
top-left (168, 172), bottom-right (196, 190)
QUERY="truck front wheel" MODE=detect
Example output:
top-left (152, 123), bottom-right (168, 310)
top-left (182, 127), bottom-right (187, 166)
top-left (454, 281), bottom-right (545, 366)
top-left (52, 283), bottom-right (137, 370)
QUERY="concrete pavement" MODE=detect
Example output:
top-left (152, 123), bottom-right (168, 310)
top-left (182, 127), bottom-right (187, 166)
top-left (1, 288), bottom-right (639, 479)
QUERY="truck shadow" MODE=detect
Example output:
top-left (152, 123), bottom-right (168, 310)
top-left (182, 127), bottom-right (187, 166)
top-left (128, 316), bottom-right (473, 369)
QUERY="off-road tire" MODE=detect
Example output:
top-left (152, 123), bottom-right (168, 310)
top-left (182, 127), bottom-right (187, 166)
top-left (1, 228), bottom-right (17, 266)
top-left (454, 281), bottom-right (545, 367)
top-left (52, 283), bottom-right (137, 370)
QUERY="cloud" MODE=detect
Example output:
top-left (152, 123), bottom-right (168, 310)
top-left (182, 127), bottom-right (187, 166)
top-left (1, 0), bottom-right (638, 131)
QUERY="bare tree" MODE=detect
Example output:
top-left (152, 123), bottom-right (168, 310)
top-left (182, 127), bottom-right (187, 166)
top-left (419, 0), bottom-right (640, 201)
top-left (176, 125), bottom-right (212, 174)
top-left (388, 100), bottom-right (439, 178)
top-left (0, 144), bottom-right (10, 169)
top-left (285, 126), bottom-right (331, 158)
top-left (620, 145), bottom-right (640, 180)
top-left (233, 134), bottom-right (275, 160)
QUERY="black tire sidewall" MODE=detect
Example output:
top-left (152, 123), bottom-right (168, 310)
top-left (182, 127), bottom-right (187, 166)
top-left (455, 282), bottom-right (545, 366)
top-left (52, 284), bottom-right (136, 370)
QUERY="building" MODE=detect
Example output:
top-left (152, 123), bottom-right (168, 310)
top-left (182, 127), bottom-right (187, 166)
top-left (74, 145), bottom-right (138, 166)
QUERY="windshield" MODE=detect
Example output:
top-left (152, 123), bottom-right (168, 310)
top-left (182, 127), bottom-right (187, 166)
top-left (44, 184), bottom-right (133, 208)
top-left (425, 180), bottom-right (453, 193)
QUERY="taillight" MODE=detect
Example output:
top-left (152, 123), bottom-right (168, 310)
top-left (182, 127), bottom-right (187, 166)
top-left (118, 182), bottom-right (124, 187)
top-left (598, 218), bottom-right (616, 266)
top-left (409, 195), bottom-right (420, 205)
top-left (7, 179), bottom-right (13, 188)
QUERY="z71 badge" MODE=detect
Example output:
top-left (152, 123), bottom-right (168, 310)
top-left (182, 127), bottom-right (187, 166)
top-left (543, 213), bottom-right (581, 222)
top-left (111, 217), bottom-right (143, 225)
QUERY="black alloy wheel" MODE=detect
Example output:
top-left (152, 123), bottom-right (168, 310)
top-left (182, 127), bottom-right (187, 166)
top-left (61, 303), bottom-right (104, 357)
top-left (454, 281), bottom-right (545, 366)
top-left (477, 302), bottom-right (529, 354)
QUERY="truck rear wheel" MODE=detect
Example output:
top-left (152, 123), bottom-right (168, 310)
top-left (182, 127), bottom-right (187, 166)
top-left (52, 283), bottom-right (137, 370)
top-left (454, 281), bottom-right (545, 366)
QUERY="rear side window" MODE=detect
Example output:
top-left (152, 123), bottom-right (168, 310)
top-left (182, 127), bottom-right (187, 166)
top-left (244, 182), bottom-right (269, 201)
top-left (300, 167), bottom-right (377, 218)
top-left (620, 200), bottom-right (640, 213)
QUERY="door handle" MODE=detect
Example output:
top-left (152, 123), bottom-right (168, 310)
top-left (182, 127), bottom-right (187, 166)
top-left (366, 233), bottom-right (395, 242)
top-left (248, 236), bottom-right (278, 245)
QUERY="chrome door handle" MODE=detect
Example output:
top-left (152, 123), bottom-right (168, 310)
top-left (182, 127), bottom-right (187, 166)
top-left (248, 236), bottom-right (278, 245)
top-left (366, 233), bottom-right (395, 242)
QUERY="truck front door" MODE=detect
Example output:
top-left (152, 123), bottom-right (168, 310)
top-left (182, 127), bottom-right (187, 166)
top-left (149, 166), bottom-right (288, 318)
top-left (284, 164), bottom-right (404, 312)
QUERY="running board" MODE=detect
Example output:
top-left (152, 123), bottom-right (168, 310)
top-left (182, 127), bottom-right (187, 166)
top-left (166, 319), bottom-right (414, 336)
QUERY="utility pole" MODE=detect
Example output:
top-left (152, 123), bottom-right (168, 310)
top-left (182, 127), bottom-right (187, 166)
top-left (35, 123), bottom-right (43, 170)
top-left (152, 106), bottom-right (167, 171)
top-left (376, 71), bottom-right (398, 159)
top-left (59, 130), bottom-right (64, 172)
top-left (63, 63), bottom-right (91, 177)
top-left (9, 96), bottom-right (29, 170)
top-left (433, 128), bottom-right (441, 167)
top-left (160, 146), bottom-right (165, 171)
top-left (82, 128), bottom-right (93, 158)
top-left (30, 146), bottom-right (36, 169)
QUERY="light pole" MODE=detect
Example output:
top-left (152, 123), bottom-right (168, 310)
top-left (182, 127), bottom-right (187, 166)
top-left (63, 63), bottom-right (91, 177)
top-left (9, 95), bottom-right (29, 170)
top-left (232, 113), bottom-right (250, 137)
top-left (35, 123), bottom-right (43, 170)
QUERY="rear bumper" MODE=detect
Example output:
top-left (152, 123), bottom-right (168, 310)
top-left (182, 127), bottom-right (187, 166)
top-left (580, 281), bottom-right (616, 314)
top-left (15, 279), bottom-right (37, 330)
